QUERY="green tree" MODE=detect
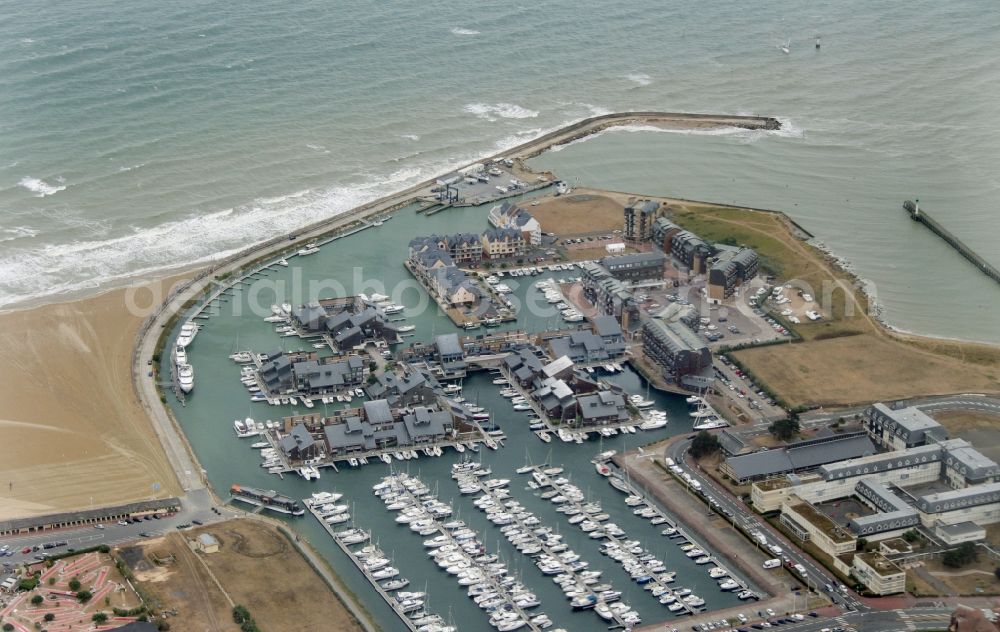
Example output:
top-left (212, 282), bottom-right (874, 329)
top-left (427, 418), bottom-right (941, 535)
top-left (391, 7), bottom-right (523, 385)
top-left (76, 590), bottom-right (92, 603)
top-left (4, 623), bottom-right (14, 631)
top-left (18, 578), bottom-right (39, 591)
top-left (689, 431), bottom-right (721, 459)
top-left (68, 578), bottom-right (81, 591)
top-left (902, 529), bottom-right (920, 543)
top-left (31, 595), bottom-right (44, 606)
top-left (769, 417), bottom-right (800, 441)
top-left (43, 613), bottom-right (55, 622)
top-left (943, 542), bottom-right (978, 568)
top-left (92, 612), bottom-right (108, 623)
top-left (856, 538), bottom-right (868, 552)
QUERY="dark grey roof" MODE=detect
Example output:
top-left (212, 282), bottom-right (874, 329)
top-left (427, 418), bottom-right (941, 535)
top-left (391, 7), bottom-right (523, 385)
top-left (577, 391), bottom-right (628, 422)
top-left (819, 443), bottom-right (943, 480)
top-left (916, 481), bottom-right (1000, 514)
top-left (640, 200), bottom-right (660, 215)
top-left (279, 423), bottom-right (317, 455)
top-left (293, 303), bottom-right (329, 329)
top-left (592, 315), bottom-right (623, 338)
top-left (435, 333), bottom-right (463, 358)
top-left (363, 399), bottom-right (394, 424)
top-left (644, 318), bottom-right (705, 354)
top-left (941, 438), bottom-right (1000, 480)
top-left (601, 251), bottom-right (666, 269)
top-left (726, 433), bottom-right (876, 480)
top-left (112, 623), bottom-right (160, 632)
top-left (0, 498), bottom-right (180, 533)
top-left (936, 521), bottom-right (985, 538)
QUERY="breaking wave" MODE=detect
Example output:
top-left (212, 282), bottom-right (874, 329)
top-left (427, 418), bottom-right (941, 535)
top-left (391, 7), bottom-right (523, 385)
top-left (18, 176), bottom-right (66, 197)
top-left (464, 102), bottom-right (540, 122)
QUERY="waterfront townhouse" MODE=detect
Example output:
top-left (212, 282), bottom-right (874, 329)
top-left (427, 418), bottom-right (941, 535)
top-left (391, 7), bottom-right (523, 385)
top-left (259, 350), bottom-right (365, 397)
top-left (670, 230), bottom-right (711, 273)
top-left (446, 233), bottom-right (484, 264)
top-left (365, 363), bottom-right (442, 408)
top-left (547, 328), bottom-right (626, 365)
top-left (641, 317), bottom-right (712, 387)
top-left (651, 217), bottom-right (682, 253)
top-left (290, 301), bottom-right (402, 348)
top-left (319, 399), bottom-right (454, 458)
top-left (579, 261), bottom-right (639, 328)
top-left (481, 227), bottom-right (527, 259)
top-left (503, 348), bottom-right (547, 387)
top-left (429, 265), bottom-right (479, 306)
top-left (577, 390), bottom-right (630, 426)
top-left (601, 251), bottom-right (667, 283)
top-left (488, 201), bottom-right (542, 246)
top-left (433, 333), bottom-right (468, 379)
top-left (278, 423), bottom-right (321, 461)
top-left (707, 246), bottom-right (759, 302)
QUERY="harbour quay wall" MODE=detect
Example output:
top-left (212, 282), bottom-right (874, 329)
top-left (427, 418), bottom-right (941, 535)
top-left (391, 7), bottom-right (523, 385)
top-left (903, 200), bottom-right (1000, 286)
top-left (130, 110), bottom-right (782, 492)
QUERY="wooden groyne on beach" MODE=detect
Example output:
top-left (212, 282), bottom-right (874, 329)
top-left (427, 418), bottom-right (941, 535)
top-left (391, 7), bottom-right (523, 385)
top-left (903, 200), bottom-right (1000, 286)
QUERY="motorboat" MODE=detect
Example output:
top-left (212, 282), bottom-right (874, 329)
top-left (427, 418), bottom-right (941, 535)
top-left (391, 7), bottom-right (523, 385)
top-left (177, 363), bottom-right (194, 393)
top-left (176, 321), bottom-right (198, 347)
top-left (297, 243), bottom-right (320, 256)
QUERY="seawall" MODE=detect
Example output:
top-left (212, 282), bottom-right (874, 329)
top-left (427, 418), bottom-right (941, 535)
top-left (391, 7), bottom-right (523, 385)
top-left (903, 200), bottom-right (1000, 286)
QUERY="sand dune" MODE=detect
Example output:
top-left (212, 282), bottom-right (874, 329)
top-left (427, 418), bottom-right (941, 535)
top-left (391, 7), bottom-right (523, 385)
top-left (0, 277), bottom-right (187, 520)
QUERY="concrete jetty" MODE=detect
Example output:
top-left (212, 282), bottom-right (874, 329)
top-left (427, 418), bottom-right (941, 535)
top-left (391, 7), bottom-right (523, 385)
top-left (904, 200), bottom-right (1000, 285)
top-left (307, 506), bottom-right (424, 632)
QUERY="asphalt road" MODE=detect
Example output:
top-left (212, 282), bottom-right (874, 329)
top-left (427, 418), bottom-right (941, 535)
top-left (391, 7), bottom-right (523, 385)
top-left (665, 438), bottom-right (863, 612)
top-left (0, 489), bottom-right (232, 569)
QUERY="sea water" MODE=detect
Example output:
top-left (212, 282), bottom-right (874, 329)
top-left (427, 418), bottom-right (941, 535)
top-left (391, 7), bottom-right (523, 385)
top-left (1, 0), bottom-right (998, 341)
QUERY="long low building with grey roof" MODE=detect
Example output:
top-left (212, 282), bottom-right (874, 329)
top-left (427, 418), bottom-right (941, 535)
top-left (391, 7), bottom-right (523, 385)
top-left (722, 432), bottom-right (876, 484)
top-left (750, 402), bottom-right (1000, 552)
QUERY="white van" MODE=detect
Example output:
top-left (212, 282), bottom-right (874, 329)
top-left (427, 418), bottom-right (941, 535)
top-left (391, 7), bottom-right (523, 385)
top-left (664, 457), bottom-right (675, 467)
top-left (768, 544), bottom-right (783, 555)
top-left (762, 558), bottom-right (781, 569)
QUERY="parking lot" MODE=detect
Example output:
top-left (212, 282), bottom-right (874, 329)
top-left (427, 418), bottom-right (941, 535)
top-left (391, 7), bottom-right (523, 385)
top-left (435, 160), bottom-right (545, 206)
top-left (711, 359), bottom-right (787, 421)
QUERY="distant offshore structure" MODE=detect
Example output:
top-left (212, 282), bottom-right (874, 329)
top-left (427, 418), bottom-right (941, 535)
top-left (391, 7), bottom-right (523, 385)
top-left (903, 199), bottom-right (1000, 285)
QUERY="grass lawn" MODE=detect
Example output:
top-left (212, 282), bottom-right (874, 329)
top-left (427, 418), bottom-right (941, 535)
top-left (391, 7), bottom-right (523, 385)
top-left (666, 201), bottom-right (1000, 407)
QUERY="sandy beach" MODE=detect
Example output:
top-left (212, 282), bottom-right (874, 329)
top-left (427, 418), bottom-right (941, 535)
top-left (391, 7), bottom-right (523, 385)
top-left (0, 275), bottom-right (191, 519)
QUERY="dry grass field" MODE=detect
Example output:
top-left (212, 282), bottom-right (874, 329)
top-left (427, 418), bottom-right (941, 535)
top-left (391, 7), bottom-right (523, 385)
top-left (127, 519), bottom-right (364, 632)
top-left (530, 190), bottom-right (631, 234)
top-left (735, 334), bottom-right (1000, 407)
